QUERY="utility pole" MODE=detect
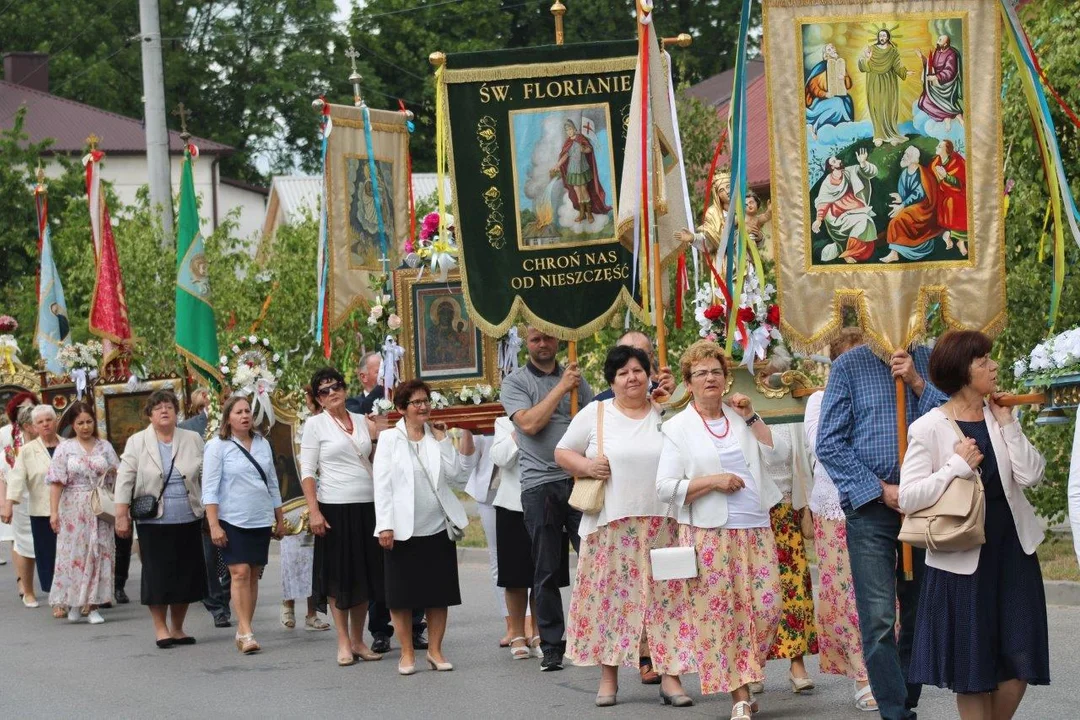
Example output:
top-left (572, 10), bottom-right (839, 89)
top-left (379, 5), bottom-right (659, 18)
top-left (138, 0), bottom-right (174, 243)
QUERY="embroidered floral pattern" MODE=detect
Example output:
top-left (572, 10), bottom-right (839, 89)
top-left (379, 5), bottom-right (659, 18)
top-left (767, 502), bottom-right (819, 660)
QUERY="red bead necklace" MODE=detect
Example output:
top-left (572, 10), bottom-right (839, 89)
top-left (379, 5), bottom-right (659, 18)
top-left (694, 403), bottom-right (731, 439)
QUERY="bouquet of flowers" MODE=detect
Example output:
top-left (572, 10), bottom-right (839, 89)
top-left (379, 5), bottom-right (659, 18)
top-left (366, 287), bottom-right (402, 334)
top-left (457, 383), bottom-right (497, 405)
top-left (693, 285), bottom-right (729, 344)
top-left (732, 267), bottom-right (782, 372)
top-left (0, 315), bottom-right (21, 372)
top-left (372, 397), bottom-right (396, 415)
top-left (57, 340), bottom-right (104, 373)
top-left (220, 335), bottom-right (284, 426)
top-left (430, 390), bottom-right (451, 410)
top-left (406, 212), bottom-right (458, 281)
top-left (1014, 326), bottom-right (1080, 383)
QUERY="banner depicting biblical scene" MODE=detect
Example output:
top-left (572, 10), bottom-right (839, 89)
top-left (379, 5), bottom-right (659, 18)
top-left (325, 103), bottom-right (410, 329)
top-left (763, 0), bottom-right (1005, 355)
top-left (439, 41), bottom-right (642, 339)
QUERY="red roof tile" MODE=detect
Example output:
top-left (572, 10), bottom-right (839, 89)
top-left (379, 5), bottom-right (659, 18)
top-left (0, 79), bottom-right (233, 156)
top-left (688, 65), bottom-right (772, 192)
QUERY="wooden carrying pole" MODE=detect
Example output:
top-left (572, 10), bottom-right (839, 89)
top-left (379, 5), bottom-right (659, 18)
top-left (896, 377), bottom-right (914, 581)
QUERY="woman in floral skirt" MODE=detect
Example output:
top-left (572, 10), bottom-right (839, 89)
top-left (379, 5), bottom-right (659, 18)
top-left (46, 401), bottom-right (117, 624)
top-left (556, 345), bottom-right (693, 708)
top-left (656, 340), bottom-right (784, 720)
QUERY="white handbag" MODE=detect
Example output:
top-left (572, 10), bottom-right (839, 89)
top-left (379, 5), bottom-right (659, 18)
top-left (650, 478), bottom-right (698, 581)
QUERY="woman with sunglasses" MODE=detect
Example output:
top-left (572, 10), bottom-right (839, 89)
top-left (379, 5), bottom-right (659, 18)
top-left (373, 379), bottom-right (476, 676)
top-left (300, 367), bottom-right (384, 667)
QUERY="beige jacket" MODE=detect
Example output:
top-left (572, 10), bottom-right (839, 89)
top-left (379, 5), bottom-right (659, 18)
top-left (899, 406), bottom-right (1045, 575)
top-left (5, 438), bottom-right (55, 516)
top-left (116, 426), bottom-right (206, 519)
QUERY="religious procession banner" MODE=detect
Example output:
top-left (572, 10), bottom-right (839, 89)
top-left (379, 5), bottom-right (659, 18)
top-left (762, 0), bottom-right (1006, 355)
top-left (324, 103), bottom-right (410, 329)
top-left (438, 40), bottom-right (642, 340)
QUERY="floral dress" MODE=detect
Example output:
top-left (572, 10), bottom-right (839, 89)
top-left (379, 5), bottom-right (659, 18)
top-left (46, 439), bottom-right (117, 608)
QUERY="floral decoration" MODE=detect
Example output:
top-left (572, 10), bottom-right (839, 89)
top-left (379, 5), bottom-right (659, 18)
top-left (0, 315), bottom-right (17, 333)
top-left (405, 211), bottom-right (458, 281)
top-left (693, 284), bottom-right (729, 344)
top-left (457, 383), bottom-right (497, 405)
top-left (220, 334), bottom-right (284, 426)
top-left (57, 340), bottom-right (104, 373)
top-left (732, 266), bottom-right (782, 371)
top-left (1014, 326), bottom-right (1080, 384)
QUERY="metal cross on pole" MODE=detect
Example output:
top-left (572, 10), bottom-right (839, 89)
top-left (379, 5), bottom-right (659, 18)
top-left (172, 102), bottom-right (192, 141)
top-left (345, 45), bottom-right (364, 107)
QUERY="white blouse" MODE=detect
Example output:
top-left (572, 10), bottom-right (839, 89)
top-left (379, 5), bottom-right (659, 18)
top-left (556, 399), bottom-right (666, 537)
top-left (804, 391), bottom-right (845, 521)
top-left (491, 416), bottom-right (523, 513)
top-left (299, 412), bottom-right (374, 504)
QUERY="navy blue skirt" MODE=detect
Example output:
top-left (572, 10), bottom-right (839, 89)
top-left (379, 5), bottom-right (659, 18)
top-left (219, 521), bottom-right (271, 567)
top-left (908, 498), bottom-right (1050, 693)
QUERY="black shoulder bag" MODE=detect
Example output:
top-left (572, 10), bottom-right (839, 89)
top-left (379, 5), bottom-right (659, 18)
top-left (230, 439), bottom-right (272, 494)
top-left (132, 446), bottom-right (175, 520)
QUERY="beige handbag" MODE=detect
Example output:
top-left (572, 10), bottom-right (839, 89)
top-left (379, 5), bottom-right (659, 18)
top-left (91, 483), bottom-right (116, 525)
top-left (568, 402), bottom-right (606, 514)
top-left (898, 412), bottom-right (985, 552)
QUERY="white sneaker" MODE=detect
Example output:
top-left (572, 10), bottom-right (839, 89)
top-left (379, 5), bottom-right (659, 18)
top-left (67, 607), bottom-right (82, 623)
top-left (88, 610), bottom-right (105, 625)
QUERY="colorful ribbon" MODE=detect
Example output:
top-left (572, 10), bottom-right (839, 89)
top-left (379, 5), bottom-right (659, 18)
top-left (315, 98), bottom-right (332, 358)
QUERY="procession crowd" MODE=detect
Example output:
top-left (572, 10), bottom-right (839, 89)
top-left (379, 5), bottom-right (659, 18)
top-left (0, 327), bottom-right (1051, 720)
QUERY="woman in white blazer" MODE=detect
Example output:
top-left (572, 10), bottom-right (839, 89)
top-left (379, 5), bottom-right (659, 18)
top-left (373, 379), bottom-right (476, 676)
top-left (900, 331), bottom-right (1049, 720)
top-left (490, 415), bottom-right (541, 660)
top-left (656, 340), bottom-right (784, 720)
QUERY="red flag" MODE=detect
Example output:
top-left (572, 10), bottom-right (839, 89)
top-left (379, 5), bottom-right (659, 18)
top-left (85, 152), bottom-right (133, 355)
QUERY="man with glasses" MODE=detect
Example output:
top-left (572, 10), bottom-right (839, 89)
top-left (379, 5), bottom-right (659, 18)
top-left (500, 326), bottom-right (594, 671)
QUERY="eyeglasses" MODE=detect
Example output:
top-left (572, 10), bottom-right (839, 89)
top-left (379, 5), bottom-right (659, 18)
top-left (407, 398), bottom-right (432, 408)
top-left (690, 369), bottom-right (726, 380)
top-left (316, 381), bottom-right (345, 397)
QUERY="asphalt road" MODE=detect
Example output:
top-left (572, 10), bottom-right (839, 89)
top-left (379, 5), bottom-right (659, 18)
top-left (0, 551), bottom-right (1074, 719)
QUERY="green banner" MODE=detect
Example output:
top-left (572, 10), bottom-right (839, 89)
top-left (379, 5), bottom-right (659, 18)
top-left (440, 41), bottom-right (642, 340)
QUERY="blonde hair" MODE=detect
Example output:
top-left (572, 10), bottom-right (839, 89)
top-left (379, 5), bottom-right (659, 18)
top-left (679, 340), bottom-right (730, 384)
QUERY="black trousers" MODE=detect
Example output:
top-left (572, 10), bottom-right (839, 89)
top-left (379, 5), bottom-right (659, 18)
top-left (29, 516), bottom-right (56, 593)
top-left (368, 599), bottom-right (425, 637)
top-left (521, 479), bottom-right (580, 653)
top-left (200, 533), bottom-right (232, 619)
top-left (114, 532), bottom-right (132, 591)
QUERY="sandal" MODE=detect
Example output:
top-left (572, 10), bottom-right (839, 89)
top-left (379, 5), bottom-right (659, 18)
top-left (853, 683), bottom-right (878, 712)
top-left (509, 636), bottom-right (530, 660)
top-left (235, 633), bottom-right (261, 654)
top-left (731, 700), bottom-right (754, 719)
top-left (305, 614), bottom-right (330, 631)
top-left (528, 635), bottom-right (543, 659)
top-left (280, 604), bottom-right (295, 629)
top-left (52, 605), bottom-right (68, 619)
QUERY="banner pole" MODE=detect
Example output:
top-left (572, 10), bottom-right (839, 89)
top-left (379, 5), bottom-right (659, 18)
top-left (551, 1), bottom-right (566, 46)
top-left (568, 340), bottom-right (579, 416)
top-left (897, 376), bottom-right (914, 581)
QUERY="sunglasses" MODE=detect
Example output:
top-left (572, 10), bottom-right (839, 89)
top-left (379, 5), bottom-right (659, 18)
top-left (317, 381), bottom-right (345, 397)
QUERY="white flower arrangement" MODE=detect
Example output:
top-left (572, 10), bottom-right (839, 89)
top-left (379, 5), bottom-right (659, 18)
top-left (219, 335), bottom-right (285, 426)
top-left (372, 397), bottom-right (396, 415)
top-left (57, 340), bottom-right (104, 373)
top-left (1015, 326), bottom-right (1080, 383)
top-left (457, 383), bottom-right (496, 405)
top-left (430, 391), bottom-right (450, 410)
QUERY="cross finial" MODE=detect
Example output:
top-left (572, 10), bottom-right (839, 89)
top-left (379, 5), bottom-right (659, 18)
top-left (173, 102), bottom-right (191, 141)
top-left (345, 44), bottom-right (365, 107)
top-left (86, 134), bottom-right (100, 151)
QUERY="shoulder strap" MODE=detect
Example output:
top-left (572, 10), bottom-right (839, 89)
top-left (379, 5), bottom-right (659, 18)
top-left (942, 407), bottom-right (981, 478)
top-left (596, 401), bottom-right (605, 457)
top-left (230, 439), bottom-right (271, 493)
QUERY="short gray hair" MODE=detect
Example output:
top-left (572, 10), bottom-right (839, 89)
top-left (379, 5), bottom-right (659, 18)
top-left (360, 351), bottom-right (381, 370)
top-left (30, 404), bottom-right (57, 422)
top-left (16, 406), bottom-right (35, 427)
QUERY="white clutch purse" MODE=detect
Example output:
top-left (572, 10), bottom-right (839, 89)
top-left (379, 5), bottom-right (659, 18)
top-left (650, 478), bottom-right (698, 581)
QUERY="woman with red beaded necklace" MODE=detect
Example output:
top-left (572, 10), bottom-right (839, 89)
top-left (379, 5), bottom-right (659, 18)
top-left (300, 367), bottom-right (383, 667)
top-left (656, 340), bottom-right (787, 720)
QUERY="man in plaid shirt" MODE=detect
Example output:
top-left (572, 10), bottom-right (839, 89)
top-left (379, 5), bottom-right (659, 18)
top-left (817, 343), bottom-right (946, 720)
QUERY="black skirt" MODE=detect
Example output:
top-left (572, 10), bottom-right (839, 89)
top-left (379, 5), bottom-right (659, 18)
top-left (313, 501), bottom-right (384, 611)
top-left (496, 506), bottom-right (535, 588)
top-left (219, 522), bottom-right (271, 567)
top-left (908, 499), bottom-right (1051, 693)
top-left (384, 531), bottom-right (461, 609)
top-left (136, 520), bottom-right (208, 606)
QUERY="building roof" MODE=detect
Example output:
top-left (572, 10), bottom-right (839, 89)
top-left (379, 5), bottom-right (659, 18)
top-left (687, 62), bottom-right (772, 191)
top-left (0, 79), bottom-right (233, 156)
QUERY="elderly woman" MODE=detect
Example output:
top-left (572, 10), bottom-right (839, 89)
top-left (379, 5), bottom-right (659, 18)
top-left (901, 331), bottom-right (1049, 720)
top-left (555, 345), bottom-right (691, 707)
top-left (300, 367), bottom-right (383, 667)
top-left (203, 395), bottom-right (285, 654)
top-left (804, 328), bottom-right (877, 712)
top-left (1, 395), bottom-right (41, 608)
top-left (46, 401), bottom-right (117, 624)
top-left (491, 415), bottom-right (542, 660)
top-left (374, 379), bottom-right (476, 676)
top-left (115, 389), bottom-right (207, 648)
top-left (656, 340), bottom-right (784, 720)
top-left (6, 404), bottom-right (63, 616)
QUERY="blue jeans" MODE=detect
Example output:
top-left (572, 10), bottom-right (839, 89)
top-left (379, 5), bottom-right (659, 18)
top-left (844, 500), bottom-right (925, 720)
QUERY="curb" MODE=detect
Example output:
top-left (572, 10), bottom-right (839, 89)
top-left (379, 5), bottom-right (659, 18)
top-left (457, 547), bottom-right (1080, 608)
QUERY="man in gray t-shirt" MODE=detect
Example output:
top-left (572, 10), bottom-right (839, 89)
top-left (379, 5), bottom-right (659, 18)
top-left (499, 327), bottom-right (592, 671)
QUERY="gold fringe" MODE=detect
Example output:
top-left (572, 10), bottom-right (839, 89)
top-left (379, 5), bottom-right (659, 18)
top-left (329, 117), bottom-right (408, 134)
top-left (440, 56), bottom-right (637, 85)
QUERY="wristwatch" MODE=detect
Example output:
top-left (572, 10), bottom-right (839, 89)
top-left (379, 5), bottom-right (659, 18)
top-left (745, 413), bottom-right (761, 427)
